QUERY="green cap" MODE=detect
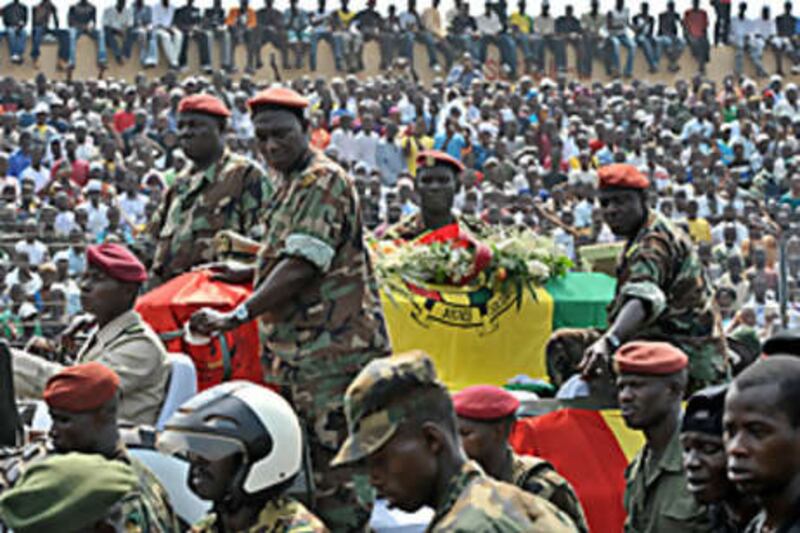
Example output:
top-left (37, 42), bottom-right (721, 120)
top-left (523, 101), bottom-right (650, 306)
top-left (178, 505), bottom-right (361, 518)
top-left (331, 350), bottom-right (442, 467)
top-left (0, 453), bottom-right (138, 533)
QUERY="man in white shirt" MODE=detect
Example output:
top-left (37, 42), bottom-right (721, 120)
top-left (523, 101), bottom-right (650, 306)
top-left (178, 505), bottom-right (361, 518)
top-left (230, 92), bottom-right (255, 143)
top-left (730, 2), bottom-right (769, 78)
top-left (607, 0), bottom-right (637, 77)
top-left (19, 144), bottom-right (50, 193)
top-left (117, 177), bottom-right (148, 228)
top-left (53, 192), bottom-right (78, 238)
top-left (476, 0), bottom-right (516, 77)
top-left (328, 113), bottom-right (359, 166)
top-left (151, 0), bottom-right (182, 69)
top-left (354, 114), bottom-right (380, 171)
top-left (15, 220), bottom-right (49, 267)
top-left (78, 180), bottom-right (109, 240)
top-left (5, 253), bottom-right (43, 297)
top-left (102, 0), bottom-right (134, 64)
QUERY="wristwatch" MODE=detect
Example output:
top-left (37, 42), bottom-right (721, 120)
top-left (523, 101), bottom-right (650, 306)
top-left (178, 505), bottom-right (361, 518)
top-left (233, 303), bottom-right (251, 324)
top-left (605, 333), bottom-right (622, 352)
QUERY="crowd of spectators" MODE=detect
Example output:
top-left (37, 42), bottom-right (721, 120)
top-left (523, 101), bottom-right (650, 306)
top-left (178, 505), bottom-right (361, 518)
top-left (2, 0), bottom-right (800, 77)
top-left (0, 59), bottom-right (799, 349)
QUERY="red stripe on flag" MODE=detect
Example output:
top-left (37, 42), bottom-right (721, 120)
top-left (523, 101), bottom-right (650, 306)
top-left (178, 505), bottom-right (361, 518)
top-left (510, 409), bottom-right (628, 533)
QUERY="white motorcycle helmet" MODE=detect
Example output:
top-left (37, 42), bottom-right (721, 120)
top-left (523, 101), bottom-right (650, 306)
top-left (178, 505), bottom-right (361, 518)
top-left (158, 381), bottom-right (303, 497)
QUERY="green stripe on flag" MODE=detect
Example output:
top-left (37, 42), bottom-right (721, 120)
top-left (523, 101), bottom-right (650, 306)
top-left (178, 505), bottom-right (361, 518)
top-left (545, 272), bottom-right (616, 330)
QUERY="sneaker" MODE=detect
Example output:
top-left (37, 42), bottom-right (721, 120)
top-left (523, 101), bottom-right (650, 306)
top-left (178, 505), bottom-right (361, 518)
top-left (432, 64), bottom-right (441, 73)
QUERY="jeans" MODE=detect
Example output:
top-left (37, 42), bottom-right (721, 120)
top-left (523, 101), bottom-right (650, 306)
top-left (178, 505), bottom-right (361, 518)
top-left (655, 35), bottom-right (684, 67)
top-left (545, 35), bottom-right (566, 71)
top-left (514, 33), bottom-right (533, 62)
top-left (104, 27), bottom-right (128, 61)
top-left (310, 30), bottom-right (338, 70)
top-left (257, 28), bottom-right (289, 68)
top-left (31, 27), bottom-right (68, 60)
top-left (735, 41), bottom-right (767, 76)
top-left (687, 35), bottom-right (710, 67)
top-left (68, 27), bottom-right (107, 66)
top-left (579, 34), bottom-right (598, 76)
top-left (178, 30), bottom-right (211, 68)
top-left (772, 36), bottom-right (796, 73)
top-left (400, 31), bottom-right (441, 67)
top-left (206, 28), bottom-right (232, 68)
top-left (448, 34), bottom-right (480, 60)
top-left (635, 34), bottom-right (658, 69)
top-left (379, 33), bottom-right (400, 68)
top-left (5, 28), bottom-right (26, 58)
top-left (607, 33), bottom-right (636, 76)
top-left (124, 27), bottom-right (157, 66)
top-left (479, 34), bottom-right (517, 76)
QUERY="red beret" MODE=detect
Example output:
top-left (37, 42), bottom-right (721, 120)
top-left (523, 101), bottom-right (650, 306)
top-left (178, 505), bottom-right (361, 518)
top-left (452, 385), bottom-right (520, 421)
top-left (588, 139), bottom-right (604, 153)
top-left (597, 164), bottom-right (650, 190)
top-left (248, 87), bottom-right (309, 111)
top-left (178, 93), bottom-right (231, 118)
top-left (44, 362), bottom-right (121, 412)
top-left (614, 341), bottom-right (689, 376)
top-left (417, 150), bottom-right (465, 174)
top-left (86, 243), bottom-right (147, 283)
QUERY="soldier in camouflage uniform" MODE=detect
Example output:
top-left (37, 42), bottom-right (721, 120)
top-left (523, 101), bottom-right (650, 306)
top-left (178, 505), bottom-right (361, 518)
top-left (0, 363), bottom-right (178, 532)
top-left (189, 87), bottom-right (390, 532)
top-left (158, 382), bottom-right (327, 533)
top-left (382, 150), bottom-right (488, 241)
top-left (331, 350), bottom-right (579, 532)
top-left (0, 453), bottom-right (142, 533)
top-left (546, 163), bottom-right (728, 394)
top-left (148, 93), bottom-right (273, 284)
top-left (452, 385), bottom-right (589, 531)
top-left (44, 362), bottom-right (179, 532)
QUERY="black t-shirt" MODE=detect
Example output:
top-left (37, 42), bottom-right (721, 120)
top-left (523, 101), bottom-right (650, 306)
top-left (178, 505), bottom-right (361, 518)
top-left (776, 14), bottom-right (797, 37)
top-left (173, 5), bottom-right (201, 30)
top-left (658, 11), bottom-right (680, 36)
top-left (555, 15), bottom-right (581, 34)
top-left (354, 8), bottom-right (383, 33)
top-left (203, 7), bottom-right (225, 28)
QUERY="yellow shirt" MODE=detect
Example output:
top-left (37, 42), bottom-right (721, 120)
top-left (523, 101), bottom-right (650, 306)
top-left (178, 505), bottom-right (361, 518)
top-left (400, 135), bottom-right (434, 176)
top-left (337, 9), bottom-right (356, 27)
top-left (687, 218), bottom-right (712, 243)
top-left (509, 12), bottom-right (532, 33)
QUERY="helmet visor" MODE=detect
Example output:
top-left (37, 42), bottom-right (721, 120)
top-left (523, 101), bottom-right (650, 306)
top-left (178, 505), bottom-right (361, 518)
top-left (157, 430), bottom-right (248, 464)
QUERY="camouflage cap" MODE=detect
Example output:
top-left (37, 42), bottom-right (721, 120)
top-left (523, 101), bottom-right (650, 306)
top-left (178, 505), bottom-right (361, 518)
top-left (331, 351), bottom-right (442, 467)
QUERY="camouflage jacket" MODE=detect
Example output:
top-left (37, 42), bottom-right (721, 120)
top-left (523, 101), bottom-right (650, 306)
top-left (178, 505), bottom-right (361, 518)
top-left (609, 211), bottom-right (728, 390)
top-left (192, 497), bottom-right (329, 533)
top-left (149, 149), bottom-right (273, 282)
top-left (380, 212), bottom-right (489, 242)
top-left (511, 453), bottom-right (588, 533)
top-left (112, 444), bottom-right (180, 533)
top-left (0, 440), bottom-right (179, 533)
top-left (256, 150), bottom-right (391, 374)
top-left (428, 461), bottom-right (579, 532)
top-left (624, 429), bottom-right (710, 533)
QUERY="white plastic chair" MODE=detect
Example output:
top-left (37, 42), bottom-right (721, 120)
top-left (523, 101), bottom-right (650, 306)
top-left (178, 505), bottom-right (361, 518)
top-left (156, 353), bottom-right (198, 431)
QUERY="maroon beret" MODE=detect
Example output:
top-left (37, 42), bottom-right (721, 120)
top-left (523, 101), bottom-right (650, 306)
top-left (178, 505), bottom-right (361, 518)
top-left (452, 385), bottom-right (520, 421)
top-left (597, 164), bottom-right (650, 190)
top-left (248, 87), bottom-right (309, 111)
top-left (614, 341), bottom-right (689, 376)
top-left (44, 362), bottom-right (121, 412)
top-left (178, 93), bottom-right (231, 118)
top-left (86, 243), bottom-right (147, 283)
top-left (417, 149), bottom-right (465, 174)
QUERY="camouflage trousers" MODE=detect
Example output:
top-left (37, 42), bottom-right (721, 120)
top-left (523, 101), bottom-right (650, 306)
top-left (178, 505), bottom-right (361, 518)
top-left (545, 328), bottom-right (730, 396)
top-left (277, 352), bottom-right (377, 533)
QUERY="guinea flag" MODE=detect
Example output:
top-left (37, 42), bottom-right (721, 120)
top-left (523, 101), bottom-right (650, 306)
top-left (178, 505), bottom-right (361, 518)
top-left (381, 272), bottom-right (616, 390)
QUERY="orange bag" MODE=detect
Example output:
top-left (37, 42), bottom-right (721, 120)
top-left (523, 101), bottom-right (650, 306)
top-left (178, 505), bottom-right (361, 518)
top-left (136, 271), bottom-right (264, 391)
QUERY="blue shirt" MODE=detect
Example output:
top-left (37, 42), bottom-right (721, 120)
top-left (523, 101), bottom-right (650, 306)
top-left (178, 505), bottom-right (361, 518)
top-left (433, 133), bottom-right (466, 160)
top-left (8, 150), bottom-right (31, 178)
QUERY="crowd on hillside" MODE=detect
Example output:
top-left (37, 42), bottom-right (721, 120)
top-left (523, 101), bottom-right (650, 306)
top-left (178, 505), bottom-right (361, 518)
top-left (0, 64), bottom-right (799, 349)
top-left (3, 0), bottom-right (800, 77)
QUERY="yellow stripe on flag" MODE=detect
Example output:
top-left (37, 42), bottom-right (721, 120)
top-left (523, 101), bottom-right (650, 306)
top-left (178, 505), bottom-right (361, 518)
top-left (382, 281), bottom-right (554, 391)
